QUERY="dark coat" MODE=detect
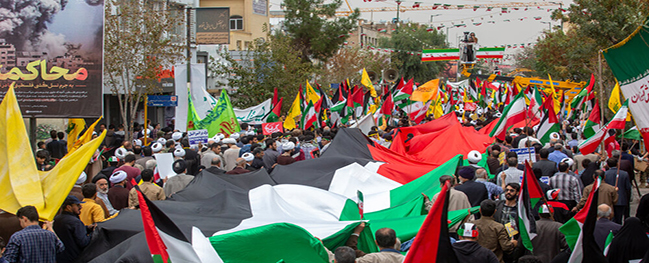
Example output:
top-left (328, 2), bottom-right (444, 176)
top-left (455, 180), bottom-right (489, 207)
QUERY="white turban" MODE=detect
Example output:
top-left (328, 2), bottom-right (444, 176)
top-left (467, 150), bottom-right (482, 164)
top-left (174, 148), bottom-right (186, 158)
top-left (172, 132), bottom-right (183, 141)
top-left (152, 142), bottom-right (163, 153)
top-left (242, 152), bottom-right (254, 162)
top-left (76, 172), bottom-right (87, 185)
top-left (110, 171), bottom-right (127, 184)
top-left (282, 142), bottom-right (295, 151)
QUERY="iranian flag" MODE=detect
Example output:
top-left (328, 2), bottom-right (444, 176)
top-left (301, 100), bottom-right (319, 130)
top-left (135, 186), bottom-right (221, 263)
top-left (475, 47), bottom-right (506, 59)
top-left (518, 162), bottom-right (541, 252)
top-left (421, 48), bottom-right (460, 62)
top-left (604, 17), bottom-right (649, 152)
top-left (570, 73), bottom-right (595, 110)
top-left (579, 100), bottom-right (628, 155)
top-left (489, 92), bottom-right (527, 140)
top-left (266, 97), bottom-right (283, 123)
top-left (583, 99), bottom-right (602, 138)
top-left (537, 96), bottom-right (561, 145)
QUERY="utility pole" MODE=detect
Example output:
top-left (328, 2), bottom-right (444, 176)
top-left (395, 0), bottom-right (401, 29)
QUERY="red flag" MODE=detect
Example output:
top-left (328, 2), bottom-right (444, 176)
top-left (272, 87), bottom-right (279, 106)
top-left (380, 91), bottom-right (394, 115)
top-left (585, 73), bottom-right (596, 100)
top-left (136, 188), bottom-right (170, 263)
top-left (261, 122), bottom-right (283, 135)
top-left (403, 181), bottom-right (458, 263)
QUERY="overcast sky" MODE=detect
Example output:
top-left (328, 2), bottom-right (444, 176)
top-left (269, 0), bottom-right (572, 63)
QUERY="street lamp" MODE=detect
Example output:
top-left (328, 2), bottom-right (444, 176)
top-left (430, 14), bottom-right (441, 26)
top-left (541, 21), bottom-right (551, 31)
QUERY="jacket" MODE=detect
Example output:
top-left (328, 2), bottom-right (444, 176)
top-left (455, 180), bottom-right (489, 207)
top-left (604, 168), bottom-right (632, 205)
top-left (531, 218), bottom-right (567, 263)
top-left (575, 182), bottom-right (618, 210)
top-left (128, 182), bottom-right (165, 207)
top-left (453, 240), bottom-right (499, 263)
top-left (53, 212), bottom-right (91, 263)
top-left (474, 216), bottom-right (516, 263)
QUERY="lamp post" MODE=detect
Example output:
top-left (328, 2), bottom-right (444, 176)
top-left (541, 21), bottom-right (551, 31)
top-left (430, 14), bottom-right (441, 26)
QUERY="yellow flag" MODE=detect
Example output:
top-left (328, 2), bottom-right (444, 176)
top-left (40, 130), bottom-right (106, 220)
top-left (608, 81), bottom-right (622, 113)
top-left (0, 84), bottom-right (45, 213)
top-left (361, 68), bottom-right (377, 98)
top-left (68, 117), bottom-right (102, 155)
top-left (305, 80), bottom-right (321, 104)
top-left (433, 100), bottom-right (444, 119)
top-left (548, 75), bottom-right (561, 114)
top-left (411, 79), bottom-right (439, 102)
top-left (283, 93), bottom-right (301, 130)
top-left (67, 119), bottom-right (85, 151)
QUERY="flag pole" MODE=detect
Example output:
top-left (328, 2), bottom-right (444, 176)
top-left (615, 127), bottom-right (625, 188)
top-left (598, 51), bottom-right (606, 157)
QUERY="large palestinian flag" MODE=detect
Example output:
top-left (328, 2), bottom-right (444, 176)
top-left (78, 128), bottom-right (477, 262)
top-left (518, 162), bottom-right (541, 252)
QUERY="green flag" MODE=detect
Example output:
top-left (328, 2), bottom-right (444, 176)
top-left (189, 91), bottom-right (240, 137)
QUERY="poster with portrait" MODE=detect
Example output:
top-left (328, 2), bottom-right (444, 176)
top-left (0, 0), bottom-right (104, 118)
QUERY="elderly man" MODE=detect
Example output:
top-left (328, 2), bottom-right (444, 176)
top-left (345, 223), bottom-right (405, 263)
top-left (548, 143), bottom-right (569, 166)
top-left (476, 168), bottom-right (503, 200)
top-left (226, 158), bottom-right (252, 174)
top-left (593, 204), bottom-right (621, 250)
top-left (573, 170), bottom-right (618, 212)
top-left (455, 166), bottom-right (489, 207)
top-left (107, 171), bottom-right (130, 210)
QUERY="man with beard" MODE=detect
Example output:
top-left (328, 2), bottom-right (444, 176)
top-left (92, 175), bottom-right (117, 216)
top-left (493, 183), bottom-right (520, 227)
top-left (53, 196), bottom-right (94, 263)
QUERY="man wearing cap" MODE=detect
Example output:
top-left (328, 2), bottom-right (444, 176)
top-left (107, 171), bottom-right (130, 210)
top-left (201, 142), bottom-right (223, 169)
top-left (277, 142), bottom-right (297, 165)
top-left (129, 169), bottom-right (166, 207)
top-left (68, 172), bottom-right (88, 201)
top-left (455, 166), bottom-right (489, 208)
top-left (226, 158), bottom-right (252, 174)
top-left (531, 204), bottom-right (567, 263)
top-left (223, 137), bottom-right (241, 171)
top-left (53, 196), bottom-right (94, 263)
top-left (3, 206), bottom-right (63, 263)
top-left (549, 162), bottom-right (582, 210)
top-left (573, 170), bottom-right (618, 212)
top-left (453, 223), bottom-right (499, 263)
top-left (474, 200), bottom-right (517, 263)
top-left (113, 154), bottom-right (140, 190)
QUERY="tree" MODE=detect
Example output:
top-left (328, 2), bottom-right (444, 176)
top-left (315, 47), bottom-right (394, 86)
top-left (378, 24), bottom-right (448, 83)
top-left (212, 27), bottom-right (313, 113)
top-left (282, 0), bottom-right (360, 63)
top-left (104, 0), bottom-right (184, 140)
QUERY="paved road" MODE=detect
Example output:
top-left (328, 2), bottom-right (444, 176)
top-left (629, 175), bottom-right (648, 217)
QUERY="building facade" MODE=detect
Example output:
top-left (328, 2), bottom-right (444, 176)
top-left (201, 0), bottom-right (270, 51)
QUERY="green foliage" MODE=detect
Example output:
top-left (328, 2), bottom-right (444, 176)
top-left (282, 0), bottom-right (360, 62)
top-left (211, 28), bottom-right (314, 113)
top-left (377, 24), bottom-right (448, 83)
top-left (316, 47), bottom-right (394, 86)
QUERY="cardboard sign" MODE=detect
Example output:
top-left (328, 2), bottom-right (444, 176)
top-left (188, 129), bottom-right (209, 146)
top-left (510, 147), bottom-right (536, 164)
top-left (262, 122), bottom-right (283, 135)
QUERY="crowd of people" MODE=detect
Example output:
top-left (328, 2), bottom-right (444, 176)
top-left (2, 113), bottom-right (649, 263)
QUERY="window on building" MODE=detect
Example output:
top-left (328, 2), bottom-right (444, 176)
top-left (230, 15), bottom-right (243, 31)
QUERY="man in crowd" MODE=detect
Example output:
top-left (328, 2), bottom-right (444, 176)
top-left (206, 157), bottom-right (226, 174)
top-left (548, 143), bottom-right (569, 165)
top-left (53, 196), bottom-right (93, 263)
top-left (604, 158), bottom-right (632, 224)
top-left (573, 169), bottom-right (618, 212)
top-left (129, 169), bottom-right (166, 207)
top-left (476, 168), bottom-right (503, 200)
top-left (549, 162), bottom-right (581, 210)
top-left (201, 142), bottom-right (223, 169)
top-left (533, 149), bottom-right (558, 178)
top-left (453, 223), bottom-right (499, 263)
top-left (499, 157), bottom-right (523, 189)
top-left (108, 171), bottom-right (130, 210)
top-left (455, 166), bottom-right (489, 207)
top-left (3, 206), bottom-right (63, 263)
top-left (251, 148), bottom-right (266, 170)
top-left (263, 138), bottom-right (280, 171)
top-left (345, 223), bottom-right (404, 263)
top-left (135, 146), bottom-right (154, 168)
top-left (277, 142), bottom-right (297, 165)
top-left (222, 138), bottom-right (240, 171)
top-left (531, 204), bottom-right (567, 263)
top-left (79, 184), bottom-right (116, 225)
top-left (425, 175), bottom-right (471, 236)
top-left (226, 158), bottom-right (252, 174)
top-left (493, 183), bottom-right (519, 226)
top-left (92, 175), bottom-right (118, 216)
top-left (334, 246), bottom-right (356, 263)
top-left (593, 204), bottom-right (620, 250)
top-left (114, 154), bottom-right (140, 190)
top-left (164, 160), bottom-right (194, 197)
top-left (46, 130), bottom-right (66, 159)
top-left (474, 199), bottom-right (517, 263)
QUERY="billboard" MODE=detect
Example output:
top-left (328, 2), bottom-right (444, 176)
top-left (195, 7), bottom-right (230, 45)
top-left (0, 0), bottom-right (104, 118)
